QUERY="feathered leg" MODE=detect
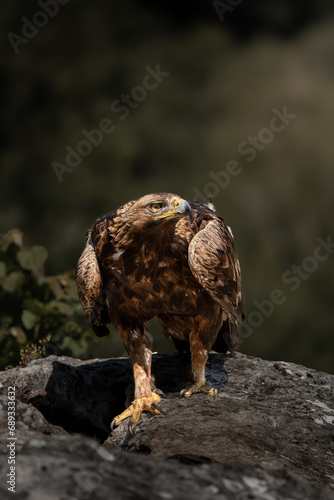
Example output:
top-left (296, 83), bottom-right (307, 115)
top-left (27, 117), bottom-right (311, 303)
top-left (181, 318), bottom-right (218, 398)
top-left (111, 324), bottom-right (164, 434)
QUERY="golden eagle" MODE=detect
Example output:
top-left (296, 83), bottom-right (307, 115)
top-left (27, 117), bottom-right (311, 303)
top-left (76, 193), bottom-right (244, 432)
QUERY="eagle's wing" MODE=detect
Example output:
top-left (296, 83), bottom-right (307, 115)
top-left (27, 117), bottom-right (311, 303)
top-left (76, 200), bottom-right (140, 337)
top-left (76, 224), bottom-right (110, 337)
top-left (188, 218), bottom-right (244, 324)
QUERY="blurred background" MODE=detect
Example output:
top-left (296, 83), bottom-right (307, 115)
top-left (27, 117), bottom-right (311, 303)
top-left (1, 0), bottom-right (334, 373)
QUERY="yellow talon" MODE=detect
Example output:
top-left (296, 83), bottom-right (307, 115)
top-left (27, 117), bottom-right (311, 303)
top-left (111, 392), bottom-right (163, 434)
top-left (180, 381), bottom-right (218, 398)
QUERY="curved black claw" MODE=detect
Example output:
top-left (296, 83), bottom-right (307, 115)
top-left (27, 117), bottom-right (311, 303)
top-left (110, 419), bottom-right (116, 431)
top-left (151, 402), bottom-right (167, 417)
top-left (179, 388), bottom-right (187, 398)
top-left (127, 420), bottom-right (135, 437)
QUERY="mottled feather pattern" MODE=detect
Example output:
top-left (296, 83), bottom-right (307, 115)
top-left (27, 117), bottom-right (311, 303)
top-left (75, 231), bottom-right (108, 335)
top-left (188, 217), bottom-right (244, 323)
top-left (76, 193), bottom-right (245, 407)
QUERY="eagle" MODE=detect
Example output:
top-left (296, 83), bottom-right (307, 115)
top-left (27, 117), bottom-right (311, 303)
top-left (76, 193), bottom-right (245, 433)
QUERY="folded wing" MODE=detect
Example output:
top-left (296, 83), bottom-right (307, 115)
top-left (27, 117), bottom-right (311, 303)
top-left (76, 229), bottom-right (110, 336)
top-left (188, 218), bottom-right (244, 325)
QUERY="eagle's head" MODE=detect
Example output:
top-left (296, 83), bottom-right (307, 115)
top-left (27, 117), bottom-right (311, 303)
top-left (121, 193), bottom-right (192, 231)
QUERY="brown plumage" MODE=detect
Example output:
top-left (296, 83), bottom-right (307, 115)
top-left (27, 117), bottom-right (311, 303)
top-left (76, 193), bottom-right (245, 432)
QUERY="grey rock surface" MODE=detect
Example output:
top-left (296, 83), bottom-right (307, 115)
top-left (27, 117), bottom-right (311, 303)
top-left (0, 352), bottom-right (333, 499)
top-left (0, 395), bottom-right (66, 450)
top-left (0, 352), bottom-right (227, 440)
top-left (0, 434), bottom-right (333, 500)
top-left (109, 354), bottom-right (334, 490)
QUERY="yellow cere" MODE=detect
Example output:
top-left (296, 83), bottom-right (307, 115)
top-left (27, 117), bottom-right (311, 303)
top-left (157, 197), bottom-right (180, 219)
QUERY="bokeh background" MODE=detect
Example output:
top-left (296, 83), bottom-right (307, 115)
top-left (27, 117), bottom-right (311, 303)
top-left (1, 0), bottom-right (334, 373)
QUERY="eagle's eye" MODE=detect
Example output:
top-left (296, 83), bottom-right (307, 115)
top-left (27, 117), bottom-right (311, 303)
top-left (150, 203), bottom-right (163, 212)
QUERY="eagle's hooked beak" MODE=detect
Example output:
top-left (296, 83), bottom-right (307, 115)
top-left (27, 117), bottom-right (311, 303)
top-left (157, 197), bottom-right (192, 219)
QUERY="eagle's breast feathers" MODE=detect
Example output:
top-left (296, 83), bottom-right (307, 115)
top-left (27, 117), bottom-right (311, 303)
top-left (76, 193), bottom-right (245, 351)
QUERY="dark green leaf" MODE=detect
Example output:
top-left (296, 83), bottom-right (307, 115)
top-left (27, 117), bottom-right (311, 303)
top-left (1, 271), bottom-right (24, 293)
top-left (21, 310), bottom-right (39, 330)
top-left (17, 246), bottom-right (48, 272)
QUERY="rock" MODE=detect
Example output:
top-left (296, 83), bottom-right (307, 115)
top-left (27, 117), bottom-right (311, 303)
top-left (0, 352), bottom-right (333, 498)
top-left (0, 355), bottom-right (135, 440)
top-left (0, 395), bottom-right (66, 451)
top-left (0, 352), bottom-right (227, 441)
top-left (109, 354), bottom-right (334, 490)
top-left (0, 433), bottom-right (333, 500)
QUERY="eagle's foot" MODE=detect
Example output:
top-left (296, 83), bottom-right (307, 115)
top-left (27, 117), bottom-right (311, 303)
top-left (111, 392), bottom-right (164, 435)
top-left (180, 380), bottom-right (218, 398)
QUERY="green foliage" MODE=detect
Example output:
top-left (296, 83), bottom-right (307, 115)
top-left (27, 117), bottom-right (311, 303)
top-left (0, 229), bottom-right (95, 370)
top-left (6, 335), bottom-right (51, 369)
